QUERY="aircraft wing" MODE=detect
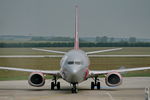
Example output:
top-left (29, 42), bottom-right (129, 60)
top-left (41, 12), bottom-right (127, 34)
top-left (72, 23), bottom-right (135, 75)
top-left (0, 66), bottom-right (60, 76)
top-left (89, 67), bottom-right (150, 77)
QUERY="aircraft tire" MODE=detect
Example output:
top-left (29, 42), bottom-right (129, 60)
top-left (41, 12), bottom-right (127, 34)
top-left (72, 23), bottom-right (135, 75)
top-left (57, 82), bottom-right (60, 90)
top-left (51, 82), bottom-right (55, 90)
top-left (91, 82), bottom-right (95, 90)
top-left (97, 82), bottom-right (100, 90)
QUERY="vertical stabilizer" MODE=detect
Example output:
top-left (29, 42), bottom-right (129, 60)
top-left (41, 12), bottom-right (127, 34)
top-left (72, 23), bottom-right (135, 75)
top-left (74, 5), bottom-right (79, 49)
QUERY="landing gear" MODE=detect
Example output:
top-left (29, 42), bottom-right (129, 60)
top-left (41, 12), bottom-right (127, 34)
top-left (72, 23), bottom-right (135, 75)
top-left (91, 76), bottom-right (101, 90)
top-left (51, 76), bottom-right (60, 90)
top-left (71, 83), bottom-right (78, 93)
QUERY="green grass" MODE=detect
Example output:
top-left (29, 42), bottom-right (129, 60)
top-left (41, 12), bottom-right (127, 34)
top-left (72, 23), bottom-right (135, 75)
top-left (0, 76), bottom-right (29, 81)
top-left (82, 47), bottom-right (150, 55)
top-left (0, 47), bottom-right (70, 55)
top-left (1, 47), bottom-right (150, 55)
top-left (0, 47), bottom-right (150, 80)
top-left (123, 72), bottom-right (150, 77)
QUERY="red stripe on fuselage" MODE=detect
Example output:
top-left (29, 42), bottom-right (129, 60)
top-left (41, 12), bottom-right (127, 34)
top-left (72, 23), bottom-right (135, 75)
top-left (84, 68), bottom-right (89, 80)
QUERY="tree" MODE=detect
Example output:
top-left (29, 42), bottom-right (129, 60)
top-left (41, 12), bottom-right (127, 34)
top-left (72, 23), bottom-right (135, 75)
top-left (96, 36), bottom-right (101, 43)
top-left (109, 37), bottom-right (114, 43)
top-left (101, 36), bottom-right (108, 43)
top-left (129, 37), bottom-right (136, 43)
top-left (96, 36), bottom-right (108, 43)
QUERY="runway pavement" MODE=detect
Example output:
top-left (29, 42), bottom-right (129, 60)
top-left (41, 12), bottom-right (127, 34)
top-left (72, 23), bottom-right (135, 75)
top-left (0, 77), bottom-right (150, 100)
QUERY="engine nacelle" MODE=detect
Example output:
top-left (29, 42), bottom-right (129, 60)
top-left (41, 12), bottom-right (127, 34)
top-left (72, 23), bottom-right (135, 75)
top-left (105, 72), bottom-right (122, 87)
top-left (28, 72), bottom-right (45, 87)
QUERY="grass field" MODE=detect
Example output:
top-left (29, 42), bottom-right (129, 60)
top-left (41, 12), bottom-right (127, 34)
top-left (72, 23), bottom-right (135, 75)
top-left (0, 47), bottom-right (150, 55)
top-left (0, 47), bottom-right (150, 80)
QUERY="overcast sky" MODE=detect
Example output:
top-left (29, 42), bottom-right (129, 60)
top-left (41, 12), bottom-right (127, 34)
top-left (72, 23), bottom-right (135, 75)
top-left (0, 0), bottom-right (150, 38)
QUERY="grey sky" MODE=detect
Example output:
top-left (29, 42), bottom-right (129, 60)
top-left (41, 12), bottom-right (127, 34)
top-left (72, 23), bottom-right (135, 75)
top-left (0, 0), bottom-right (150, 38)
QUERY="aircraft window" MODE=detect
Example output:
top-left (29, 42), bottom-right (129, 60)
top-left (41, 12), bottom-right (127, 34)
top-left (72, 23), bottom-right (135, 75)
top-left (68, 61), bottom-right (74, 64)
top-left (75, 61), bottom-right (81, 65)
top-left (68, 61), bottom-right (82, 65)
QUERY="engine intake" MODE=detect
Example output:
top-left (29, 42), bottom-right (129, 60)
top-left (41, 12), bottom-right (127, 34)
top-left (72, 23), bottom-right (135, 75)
top-left (105, 72), bottom-right (122, 87)
top-left (28, 72), bottom-right (45, 87)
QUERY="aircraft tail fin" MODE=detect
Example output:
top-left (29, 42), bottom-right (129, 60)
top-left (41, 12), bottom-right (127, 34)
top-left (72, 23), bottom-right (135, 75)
top-left (74, 5), bottom-right (79, 49)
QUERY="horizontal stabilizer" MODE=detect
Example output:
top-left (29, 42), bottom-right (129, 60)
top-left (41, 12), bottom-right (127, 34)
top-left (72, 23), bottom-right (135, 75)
top-left (32, 48), bottom-right (66, 54)
top-left (86, 48), bottom-right (122, 55)
top-left (0, 55), bottom-right (63, 58)
top-left (88, 55), bottom-right (150, 57)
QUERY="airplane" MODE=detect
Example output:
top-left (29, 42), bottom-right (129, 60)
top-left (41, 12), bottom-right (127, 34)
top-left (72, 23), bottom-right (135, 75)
top-left (0, 5), bottom-right (150, 93)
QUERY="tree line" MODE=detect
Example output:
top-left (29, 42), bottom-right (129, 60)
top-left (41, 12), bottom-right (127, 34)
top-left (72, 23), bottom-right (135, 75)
top-left (0, 42), bottom-right (150, 48)
top-left (31, 36), bottom-right (138, 43)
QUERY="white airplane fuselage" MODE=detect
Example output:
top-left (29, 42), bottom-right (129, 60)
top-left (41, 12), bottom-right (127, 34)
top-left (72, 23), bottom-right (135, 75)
top-left (60, 49), bottom-right (90, 83)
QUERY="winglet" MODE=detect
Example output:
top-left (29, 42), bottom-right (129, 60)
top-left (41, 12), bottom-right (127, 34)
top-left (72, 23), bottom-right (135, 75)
top-left (74, 5), bottom-right (79, 49)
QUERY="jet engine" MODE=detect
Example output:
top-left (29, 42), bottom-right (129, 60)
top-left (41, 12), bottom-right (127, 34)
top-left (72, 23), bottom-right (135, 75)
top-left (105, 72), bottom-right (122, 87)
top-left (28, 72), bottom-right (45, 87)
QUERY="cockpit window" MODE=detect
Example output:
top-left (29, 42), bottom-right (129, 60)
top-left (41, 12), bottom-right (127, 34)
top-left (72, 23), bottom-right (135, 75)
top-left (68, 61), bottom-right (74, 64)
top-left (68, 61), bottom-right (82, 65)
top-left (75, 61), bottom-right (81, 65)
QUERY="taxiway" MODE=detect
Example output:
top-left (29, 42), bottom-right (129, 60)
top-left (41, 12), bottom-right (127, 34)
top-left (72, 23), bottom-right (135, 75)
top-left (0, 77), bottom-right (150, 100)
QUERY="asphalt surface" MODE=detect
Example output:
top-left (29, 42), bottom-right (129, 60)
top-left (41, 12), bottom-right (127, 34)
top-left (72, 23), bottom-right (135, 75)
top-left (0, 77), bottom-right (150, 100)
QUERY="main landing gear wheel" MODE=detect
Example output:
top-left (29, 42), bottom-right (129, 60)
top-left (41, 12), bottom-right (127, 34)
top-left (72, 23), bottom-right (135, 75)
top-left (71, 83), bottom-right (78, 93)
top-left (91, 76), bottom-right (101, 90)
top-left (51, 76), bottom-right (60, 90)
